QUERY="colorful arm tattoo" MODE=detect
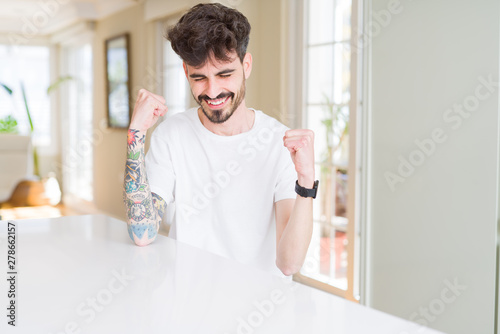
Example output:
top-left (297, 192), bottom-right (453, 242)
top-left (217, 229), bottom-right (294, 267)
top-left (123, 129), bottom-right (167, 246)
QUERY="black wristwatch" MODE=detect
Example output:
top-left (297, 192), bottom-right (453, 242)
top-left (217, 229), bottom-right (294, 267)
top-left (295, 180), bottom-right (319, 199)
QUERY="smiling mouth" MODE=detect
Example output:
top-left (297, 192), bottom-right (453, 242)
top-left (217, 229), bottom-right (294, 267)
top-left (204, 95), bottom-right (230, 108)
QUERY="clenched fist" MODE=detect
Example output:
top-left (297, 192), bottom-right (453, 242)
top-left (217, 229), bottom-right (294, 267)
top-left (129, 89), bottom-right (168, 131)
top-left (283, 129), bottom-right (315, 188)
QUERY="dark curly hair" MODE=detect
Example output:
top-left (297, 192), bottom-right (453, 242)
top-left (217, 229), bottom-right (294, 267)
top-left (166, 3), bottom-right (251, 67)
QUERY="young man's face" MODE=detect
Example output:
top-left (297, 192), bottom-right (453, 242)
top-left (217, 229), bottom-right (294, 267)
top-left (183, 52), bottom-right (252, 124)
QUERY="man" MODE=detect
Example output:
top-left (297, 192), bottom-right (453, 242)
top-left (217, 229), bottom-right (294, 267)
top-left (123, 3), bottom-right (318, 277)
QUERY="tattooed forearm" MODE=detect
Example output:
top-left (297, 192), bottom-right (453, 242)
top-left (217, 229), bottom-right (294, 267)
top-left (152, 193), bottom-right (167, 218)
top-left (123, 129), bottom-right (167, 246)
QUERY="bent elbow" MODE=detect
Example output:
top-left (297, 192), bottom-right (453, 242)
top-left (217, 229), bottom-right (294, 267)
top-left (280, 266), bottom-right (301, 277)
top-left (276, 260), bottom-right (302, 277)
top-left (134, 238), bottom-right (155, 247)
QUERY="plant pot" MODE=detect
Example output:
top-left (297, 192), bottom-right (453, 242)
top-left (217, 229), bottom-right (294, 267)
top-left (3, 175), bottom-right (61, 207)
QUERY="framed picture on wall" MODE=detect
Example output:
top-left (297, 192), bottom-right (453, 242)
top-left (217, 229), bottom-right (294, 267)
top-left (105, 33), bottom-right (131, 129)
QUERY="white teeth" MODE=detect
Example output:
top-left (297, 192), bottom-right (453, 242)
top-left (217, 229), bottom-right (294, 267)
top-left (207, 96), bottom-right (228, 106)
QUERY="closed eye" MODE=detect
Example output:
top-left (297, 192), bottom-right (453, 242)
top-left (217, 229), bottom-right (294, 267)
top-left (189, 74), bottom-right (206, 81)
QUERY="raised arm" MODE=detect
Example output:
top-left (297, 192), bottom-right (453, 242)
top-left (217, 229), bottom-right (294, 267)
top-left (123, 89), bottom-right (168, 246)
top-left (276, 129), bottom-right (316, 276)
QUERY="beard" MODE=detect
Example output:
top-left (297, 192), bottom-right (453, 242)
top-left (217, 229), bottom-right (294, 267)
top-left (195, 78), bottom-right (246, 124)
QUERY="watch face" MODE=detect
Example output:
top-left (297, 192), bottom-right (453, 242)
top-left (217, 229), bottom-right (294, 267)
top-left (312, 180), bottom-right (319, 198)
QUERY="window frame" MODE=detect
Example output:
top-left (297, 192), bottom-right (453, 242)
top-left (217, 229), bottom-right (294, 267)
top-left (155, 16), bottom-right (192, 115)
top-left (289, 0), bottom-right (364, 302)
top-left (56, 27), bottom-right (97, 212)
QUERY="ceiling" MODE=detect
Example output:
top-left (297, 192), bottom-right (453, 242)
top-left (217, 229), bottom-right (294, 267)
top-left (0, 0), bottom-right (140, 36)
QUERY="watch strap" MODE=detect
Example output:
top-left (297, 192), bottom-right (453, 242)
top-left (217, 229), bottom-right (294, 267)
top-left (295, 180), bottom-right (319, 199)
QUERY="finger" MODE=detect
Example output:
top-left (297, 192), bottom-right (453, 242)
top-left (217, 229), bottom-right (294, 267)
top-left (153, 108), bottom-right (167, 117)
top-left (283, 135), bottom-right (311, 143)
top-left (149, 92), bottom-right (166, 105)
top-left (155, 105), bottom-right (168, 117)
top-left (284, 134), bottom-right (313, 147)
top-left (283, 139), bottom-right (306, 152)
top-left (138, 88), bottom-right (166, 105)
top-left (150, 100), bottom-right (160, 116)
top-left (283, 137), bottom-right (303, 145)
top-left (159, 106), bottom-right (168, 116)
top-left (283, 137), bottom-right (310, 149)
top-left (150, 100), bottom-right (168, 116)
top-left (284, 129), bottom-right (314, 138)
top-left (137, 88), bottom-right (149, 99)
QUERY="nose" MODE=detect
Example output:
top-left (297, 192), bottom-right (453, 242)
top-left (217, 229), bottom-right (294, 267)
top-left (205, 78), bottom-right (221, 99)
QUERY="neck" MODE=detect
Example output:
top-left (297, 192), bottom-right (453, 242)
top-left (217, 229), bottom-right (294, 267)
top-left (198, 102), bottom-right (255, 136)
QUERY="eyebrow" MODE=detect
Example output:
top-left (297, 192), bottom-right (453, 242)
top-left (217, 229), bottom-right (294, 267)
top-left (189, 68), bottom-right (235, 79)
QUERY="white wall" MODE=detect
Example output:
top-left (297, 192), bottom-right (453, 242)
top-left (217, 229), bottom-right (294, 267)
top-left (367, 1), bottom-right (499, 333)
top-left (92, 4), bottom-right (153, 219)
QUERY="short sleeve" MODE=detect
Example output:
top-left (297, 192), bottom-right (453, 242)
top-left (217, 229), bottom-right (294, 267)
top-left (274, 147), bottom-right (297, 202)
top-left (145, 128), bottom-right (176, 205)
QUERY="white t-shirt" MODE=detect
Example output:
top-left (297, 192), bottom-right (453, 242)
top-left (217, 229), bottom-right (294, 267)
top-left (145, 108), bottom-right (297, 275)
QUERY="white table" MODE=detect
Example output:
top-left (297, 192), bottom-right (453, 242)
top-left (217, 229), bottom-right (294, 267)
top-left (0, 215), bottom-right (444, 334)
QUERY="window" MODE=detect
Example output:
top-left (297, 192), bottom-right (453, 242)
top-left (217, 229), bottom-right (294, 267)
top-left (161, 17), bottom-right (190, 118)
top-left (0, 45), bottom-right (51, 147)
top-left (60, 43), bottom-right (94, 202)
top-left (155, 17), bottom-right (191, 230)
top-left (295, 0), bottom-right (360, 300)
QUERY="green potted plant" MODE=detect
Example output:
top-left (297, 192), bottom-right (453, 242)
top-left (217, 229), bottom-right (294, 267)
top-left (0, 83), bottom-right (17, 134)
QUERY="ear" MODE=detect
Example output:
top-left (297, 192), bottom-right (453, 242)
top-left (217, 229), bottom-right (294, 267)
top-left (183, 62), bottom-right (189, 79)
top-left (242, 53), bottom-right (252, 79)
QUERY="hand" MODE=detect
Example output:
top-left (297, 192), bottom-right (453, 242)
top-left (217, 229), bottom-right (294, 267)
top-left (283, 129), bottom-right (315, 188)
top-left (129, 89), bottom-right (168, 131)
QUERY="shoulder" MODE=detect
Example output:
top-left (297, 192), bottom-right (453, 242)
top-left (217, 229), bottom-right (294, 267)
top-left (253, 109), bottom-right (290, 136)
top-left (152, 108), bottom-right (198, 137)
